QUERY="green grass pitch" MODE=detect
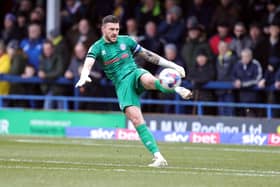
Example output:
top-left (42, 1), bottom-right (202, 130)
top-left (0, 135), bottom-right (280, 187)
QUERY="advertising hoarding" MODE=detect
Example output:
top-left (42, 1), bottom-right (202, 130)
top-left (0, 110), bottom-right (125, 136)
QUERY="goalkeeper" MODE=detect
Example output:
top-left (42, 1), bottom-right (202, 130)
top-left (76, 15), bottom-right (192, 167)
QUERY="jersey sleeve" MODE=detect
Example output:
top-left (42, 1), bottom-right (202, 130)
top-left (86, 43), bottom-right (99, 59)
top-left (126, 36), bottom-right (142, 55)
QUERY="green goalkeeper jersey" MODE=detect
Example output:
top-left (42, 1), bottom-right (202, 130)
top-left (87, 35), bottom-right (142, 86)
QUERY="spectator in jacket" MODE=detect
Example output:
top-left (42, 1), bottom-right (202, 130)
top-left (48, 28), bottom-right (70, 71)
top-left (216, 41), bottom-right (237, 116)
top-left (230, 22), bottom-right (253, 57)
top-left (38, 40), bottom-right (65, 109)
top-left (135, 0), bottom-right (162, 33)
top-left (6, 40), bottom-right (28, 107)
top-left (258, 21), bottom-right (280, 88)
top-left (262, 0), bottom-right (280, 34)
top-left (139, 21), bottom-right (164, 75)
top-left (158, 5), bottom-right (185, 46)
top-left (156, 43), bottom-right (184, 113)
top-left (209, 21), bottom-right (232, 56)
top-left (210, 0), bottom-right (241, 33)
top-left (232, 48), bottom-right (262, 117)
top-left (272, 67), bottom-right (280, 117)
top-left (64, 42), bottom-right (104, 110)
top-left (20, 22), bottom-right (44, 72)
top-left (249, 23), bottom-right (266, 69)
top-left (1, 13), bottom-right (19, 44)
top-left (16, 12), bottom-right (28, 41)
top-left (188, 49), bottom-right (216, 115)
top-left (66, 18), bottom-right (98, 51)
top-left (0, 41), bottom-right (11, 95)
top-left (181, 20), bottom-right (212, 71)
top-left (125, 18), bottom-right (141, 42)
top-left (187, 0), bottom-right (214, 31)
top-left (258, 20), bottom-right (280, 117)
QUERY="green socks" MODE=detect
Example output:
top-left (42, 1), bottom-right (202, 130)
top-left (136, 124), bottom-right (159, 154)
top-left (155, 79), bottom-right (175, 93)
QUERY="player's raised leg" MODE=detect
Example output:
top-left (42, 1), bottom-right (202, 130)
top-left (140, 73), bottom-right (192, 99)
top-left (125, 105), bottom-right (168, 167)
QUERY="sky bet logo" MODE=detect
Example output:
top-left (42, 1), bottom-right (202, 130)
top-left (242, 134), bottom-right (267, 146)
top-left (190, 133), bottom-right (220, 144)
top-left (268, 134), bottom-right (280, 146)
top-left (164, 132), bottom-right (189, 142)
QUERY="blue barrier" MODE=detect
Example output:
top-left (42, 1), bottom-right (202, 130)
top-left (0, 74), bottom-right (277, 90)
top-left (1, 94), bottom-right (280, 119)
top-left (1, 74), bottom-right (280, 119)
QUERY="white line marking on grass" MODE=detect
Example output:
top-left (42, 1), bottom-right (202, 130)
top-left (0, 164), bottom-right (277, 177)
top-left (0, 158), bottom-right (279, 177)
top-left (13, 138), bottom-right (280, 154)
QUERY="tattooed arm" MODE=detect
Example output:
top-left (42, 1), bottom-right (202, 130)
top-left (136, 47), bottom-right (185, 77)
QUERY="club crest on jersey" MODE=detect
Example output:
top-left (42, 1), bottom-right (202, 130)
top-left (101, 50), bottom-right (106, 55)
top-left (120, 43), bottom-right (126, 50)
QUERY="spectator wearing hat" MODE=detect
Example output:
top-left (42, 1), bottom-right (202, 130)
top-left (187, 0), bottom-right (214, 32)
top-left (7, 40), bottom-right (28, 107)
top-left (229, 22), bottom-right (253, 58)
top-left (0, 40), bottom-right (11, 95)
top-left (215, 41), bottom-right (237, 116)
top-left (232, 48), bottom-right (262, 117)
top-left (158, 5), bottom-right (185, 46)
top-left (181, 18), bottom-right (212, 71)
top-left (188, 49), bottom-right (216, 115)
top-left (1, 13), bottom-right (20, 44)
top-left (209, 21), bottom-right (232, 56)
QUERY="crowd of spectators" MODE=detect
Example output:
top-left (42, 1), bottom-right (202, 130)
top-left (1, 0), bottom-right (280, 117)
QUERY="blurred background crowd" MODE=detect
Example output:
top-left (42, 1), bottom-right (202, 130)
top-left (1, 0), bottom-right (280, 117)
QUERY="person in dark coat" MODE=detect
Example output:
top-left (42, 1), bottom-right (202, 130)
top-left (232, 48), bottom-right (262, 117)
top-left (7, 40), bottom-right (28, 107)
top-left (38, 40), bottom-right (65, 109)
top-left (188, 49), bottom-right (216, 115)
top-left (181, 19), bottom-right (212, 71)
top-left (157, 6), bottom-right (185, 46)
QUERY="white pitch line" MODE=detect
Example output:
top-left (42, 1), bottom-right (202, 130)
top-left (12, 138), bottom-right (280, 154)
top-left (0, 158), bottom-right (279, 177)
top-left (0, 164), bottom-right (277, 177)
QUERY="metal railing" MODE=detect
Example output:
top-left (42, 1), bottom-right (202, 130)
top-left (0, 74), bottom-right (280, 118)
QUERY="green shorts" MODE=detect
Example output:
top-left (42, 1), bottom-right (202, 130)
top-left (116, 68), bottom-right (149, 111)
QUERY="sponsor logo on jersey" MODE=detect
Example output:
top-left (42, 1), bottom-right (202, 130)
top-left (120, 43), bottom-right (126, 50)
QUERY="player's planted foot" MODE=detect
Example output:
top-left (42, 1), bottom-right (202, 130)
top-left (148, 153), bottom-right (168, 168)
top-left (175, 86), bottom-right (192, 100)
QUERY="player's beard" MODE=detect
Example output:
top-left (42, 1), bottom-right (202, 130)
top-left (105, 34), bottom-right (117, 43)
